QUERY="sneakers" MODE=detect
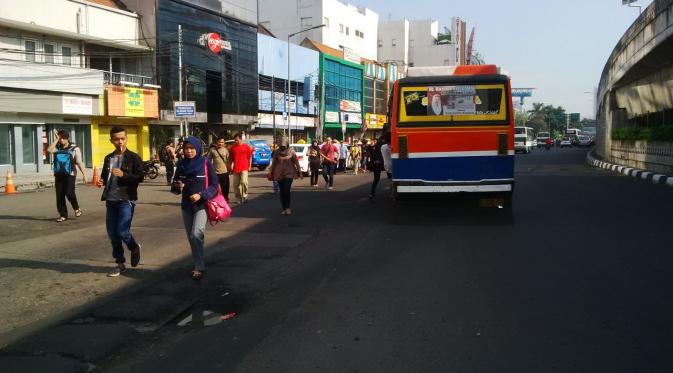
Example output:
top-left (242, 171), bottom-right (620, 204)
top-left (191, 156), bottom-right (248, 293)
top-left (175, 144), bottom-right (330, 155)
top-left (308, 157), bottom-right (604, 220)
top-left (328, 186), bottom-right (334, 190)
top-left (130, 243), bottom-right (141, 267)
top-left (108, 263), bottom-right (127, 277)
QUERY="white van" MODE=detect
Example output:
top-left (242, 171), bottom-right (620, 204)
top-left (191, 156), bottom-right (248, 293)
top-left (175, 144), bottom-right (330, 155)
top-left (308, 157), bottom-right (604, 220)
top-left (514, 126), bottom-right (535, 154)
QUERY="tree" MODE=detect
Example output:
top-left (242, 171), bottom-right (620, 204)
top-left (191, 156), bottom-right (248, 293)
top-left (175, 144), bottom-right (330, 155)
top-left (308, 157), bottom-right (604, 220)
top-left (527, 102), bottom-right (569, 137)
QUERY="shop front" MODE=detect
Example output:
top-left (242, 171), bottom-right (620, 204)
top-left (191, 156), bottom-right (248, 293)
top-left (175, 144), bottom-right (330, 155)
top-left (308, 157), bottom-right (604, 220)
top-left (91, 86), bottom-right (158, 167)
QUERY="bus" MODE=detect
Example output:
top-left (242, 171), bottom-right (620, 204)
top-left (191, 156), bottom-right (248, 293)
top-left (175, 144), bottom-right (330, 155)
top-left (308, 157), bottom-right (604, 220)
top-left (514, 126), bottom-right (535, 153)
top-left (388, 64), bottom-right (515, 208)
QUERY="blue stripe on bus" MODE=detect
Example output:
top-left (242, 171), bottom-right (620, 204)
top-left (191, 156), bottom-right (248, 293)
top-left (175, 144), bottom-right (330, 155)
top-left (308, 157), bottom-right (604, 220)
top-left (392, 155), bottom-right (514, 182)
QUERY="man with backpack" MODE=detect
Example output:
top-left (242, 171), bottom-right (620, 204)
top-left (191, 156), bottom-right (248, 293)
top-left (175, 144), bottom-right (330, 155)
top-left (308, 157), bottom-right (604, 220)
top-left (207, 136), bottom-right (231, 202)
top-left (97, 126), bottom-right (144, 277)
top-left (160, 139), bottom-right (177, 185)
top-left (48, 129), bottom-right (87, 222)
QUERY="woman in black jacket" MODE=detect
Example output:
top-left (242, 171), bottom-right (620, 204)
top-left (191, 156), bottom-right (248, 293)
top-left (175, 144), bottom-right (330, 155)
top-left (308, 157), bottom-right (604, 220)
top-left (172, 136), bottom-right (218, 280)
top-left (307, 140), bottom-right (321, 187)
top-left (368, 136), bottom-right (386, 200)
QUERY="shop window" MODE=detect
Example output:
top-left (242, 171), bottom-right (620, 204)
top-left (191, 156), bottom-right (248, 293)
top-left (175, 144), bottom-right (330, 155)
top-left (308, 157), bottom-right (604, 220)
top-left (0, 124), bottom-right (12, 165)
top-left (44, 43), bottom-right (55, 64)
top-left (22, 125), bottom-right (35, 164)
top-left (24, 40), bottom-right (36, 62)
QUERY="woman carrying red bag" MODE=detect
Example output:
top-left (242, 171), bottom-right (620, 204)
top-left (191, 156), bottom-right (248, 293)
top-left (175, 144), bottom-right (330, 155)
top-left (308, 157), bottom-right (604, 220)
top-left (172, 136), bottom-right (218, 280)
top-left (268, 138), bottom-right (302, 216)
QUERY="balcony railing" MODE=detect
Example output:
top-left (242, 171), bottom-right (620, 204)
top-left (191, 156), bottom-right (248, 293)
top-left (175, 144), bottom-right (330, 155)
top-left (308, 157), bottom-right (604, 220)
top-left (104, 71), bottom-right (155, 87)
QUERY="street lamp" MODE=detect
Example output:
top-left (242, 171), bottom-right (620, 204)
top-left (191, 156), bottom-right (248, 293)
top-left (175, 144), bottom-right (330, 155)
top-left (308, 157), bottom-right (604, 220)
top-left (287, 24), bottom-right (326, 143)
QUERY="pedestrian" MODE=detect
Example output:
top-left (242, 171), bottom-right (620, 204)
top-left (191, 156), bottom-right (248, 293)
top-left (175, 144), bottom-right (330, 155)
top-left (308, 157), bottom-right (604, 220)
top-left (360, 139), bottom-right (369, 171)
top-left (229, 133), bottom-right (253, 204)
top-left (97, 126), bottom-right (144, 277)
top-left (268, 138), bottom-right (301, 215)
top-left (307, 140), bottom-right (321, 187)
top-left (320, 136), bottom-right (339, 190)
top-left (368, 136), bottom-right (386, 200)
top-left (338, 140), bottom-right (348, 172)
top-left (48, 129), bottom-right (87, 222)
top-left (381, 135), bottom-right (393, 179)
top-left (172, 136), bottom-right (218, 280)
top-left (207, 136), bottom-right (231, 202)
top-left (176, 138), bottom-right (184, 160)
top-left (160, 139), bottom-right (177, 185)
top-left (350, 141), bottom-right (361, 174)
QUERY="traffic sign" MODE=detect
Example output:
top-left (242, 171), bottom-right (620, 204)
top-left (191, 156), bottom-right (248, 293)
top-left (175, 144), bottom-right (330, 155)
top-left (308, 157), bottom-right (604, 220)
top-left (174, 101), bottom-right (196, 118)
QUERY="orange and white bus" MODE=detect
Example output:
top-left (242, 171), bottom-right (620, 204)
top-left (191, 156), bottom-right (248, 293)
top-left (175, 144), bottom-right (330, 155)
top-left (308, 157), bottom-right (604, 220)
top-left (388, 65), bottom-right (515, 208)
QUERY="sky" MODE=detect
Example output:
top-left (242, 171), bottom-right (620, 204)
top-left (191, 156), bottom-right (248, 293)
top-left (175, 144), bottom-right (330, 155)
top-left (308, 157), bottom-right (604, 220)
top-left (354, 0), bottom-right (653, 119)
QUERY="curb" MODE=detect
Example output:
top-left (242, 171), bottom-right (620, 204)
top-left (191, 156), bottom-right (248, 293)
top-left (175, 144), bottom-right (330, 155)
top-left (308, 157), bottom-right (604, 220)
top-left (586, 150), bottom-right (673, 187)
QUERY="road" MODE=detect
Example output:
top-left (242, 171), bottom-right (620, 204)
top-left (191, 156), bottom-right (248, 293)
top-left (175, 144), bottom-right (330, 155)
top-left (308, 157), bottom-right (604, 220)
top-left (3, 147), bottom-right (673, 372)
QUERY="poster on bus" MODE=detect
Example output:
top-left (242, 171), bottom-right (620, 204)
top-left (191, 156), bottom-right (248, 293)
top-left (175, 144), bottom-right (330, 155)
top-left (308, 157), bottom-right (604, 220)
top-left (427, 85), bottom-right (477, 115)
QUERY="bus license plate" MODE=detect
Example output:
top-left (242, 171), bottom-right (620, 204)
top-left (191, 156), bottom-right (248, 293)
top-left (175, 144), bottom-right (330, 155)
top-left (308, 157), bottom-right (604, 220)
top-left (479, 198), bottom-right (504, 208)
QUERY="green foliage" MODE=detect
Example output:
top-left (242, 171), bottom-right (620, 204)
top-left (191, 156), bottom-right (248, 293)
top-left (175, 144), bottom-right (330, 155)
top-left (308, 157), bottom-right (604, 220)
top-left (612, 125), bottom-right (673, 141)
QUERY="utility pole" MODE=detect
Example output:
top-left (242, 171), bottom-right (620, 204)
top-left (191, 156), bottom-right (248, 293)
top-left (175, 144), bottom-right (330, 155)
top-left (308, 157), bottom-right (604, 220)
top-left (178, 24), bottom-right (184, 137)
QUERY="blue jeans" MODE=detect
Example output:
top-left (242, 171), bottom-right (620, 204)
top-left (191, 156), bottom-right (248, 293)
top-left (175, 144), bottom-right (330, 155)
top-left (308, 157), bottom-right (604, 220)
top-left (322, 163), bottom-right (336, 187)
top-left (272, 180), bottom-right (280, 193)
top-left (182, 208), bottom-right (207, 271)
top-left (106, 200), bottom-right (139, 264)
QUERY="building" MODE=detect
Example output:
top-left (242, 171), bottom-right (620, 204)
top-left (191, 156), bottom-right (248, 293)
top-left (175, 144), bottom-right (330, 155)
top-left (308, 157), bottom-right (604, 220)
top-left (302, 39), bottom-right (364, 141)
top-left (258, 0), bottom-right (378, 61)
top-left (378, 17), bottom-right (468, 68)
top-left (256, 33), bottom-right (319, 143)
top-left (122, 0), bottom-right (259, 147)
top-left (0, 0), bottom-right (157, 174)
top-left (363, 61), bottom-right (401, 138)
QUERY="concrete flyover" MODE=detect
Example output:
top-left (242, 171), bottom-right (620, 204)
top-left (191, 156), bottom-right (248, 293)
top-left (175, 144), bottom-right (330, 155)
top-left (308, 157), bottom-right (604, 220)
top-left (596, 0), bottom-right (673, 175)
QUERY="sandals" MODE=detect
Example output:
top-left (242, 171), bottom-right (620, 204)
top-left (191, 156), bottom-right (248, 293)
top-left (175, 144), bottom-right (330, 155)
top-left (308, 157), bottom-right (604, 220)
top-left (56, 217), bottom-right (67, 222)
top-left (191, 270), bottom-right (204, 280)
top-left (75, 209), bottom-right (82, 217)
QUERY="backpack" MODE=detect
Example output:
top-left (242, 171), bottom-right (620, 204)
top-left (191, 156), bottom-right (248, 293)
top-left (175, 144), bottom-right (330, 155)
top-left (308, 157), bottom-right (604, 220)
top-left (54, 146), bottom-right (76, 176)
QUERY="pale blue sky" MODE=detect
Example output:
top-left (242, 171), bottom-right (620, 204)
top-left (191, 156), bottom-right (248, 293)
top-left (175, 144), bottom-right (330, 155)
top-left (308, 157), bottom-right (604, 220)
top-left (356, 0), bottom-right (652, 119)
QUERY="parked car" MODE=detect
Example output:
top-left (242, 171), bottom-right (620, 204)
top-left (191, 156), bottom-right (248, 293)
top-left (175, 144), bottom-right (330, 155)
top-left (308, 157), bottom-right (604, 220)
top-left (246, 139), bottom-right (271, 171)
top-left (560, 137), bottom-right (573, 148)
top-left (577, 135), bottom-right (592, 147)
top-left (291, 144), bottom-right (310, 175)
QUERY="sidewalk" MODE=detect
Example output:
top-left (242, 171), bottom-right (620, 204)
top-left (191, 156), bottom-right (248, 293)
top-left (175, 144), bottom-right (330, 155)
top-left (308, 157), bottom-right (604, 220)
top-left (0, 171), bottom-right (279, 345)
top-left (586, 150), bottom-right (673, 187)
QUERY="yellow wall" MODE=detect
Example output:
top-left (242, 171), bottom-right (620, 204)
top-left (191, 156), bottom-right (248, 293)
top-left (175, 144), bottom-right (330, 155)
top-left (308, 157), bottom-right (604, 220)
top-left (91, 117), bottom-right (150, 167)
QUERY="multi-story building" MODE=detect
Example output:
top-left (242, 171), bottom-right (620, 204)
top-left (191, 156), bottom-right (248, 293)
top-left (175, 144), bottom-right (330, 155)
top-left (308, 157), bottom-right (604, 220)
top-left (122, 0), bottom-right (259, 147)
top-left (0, 0), bottom-right (158, 174)
top-left (258, 0), bottom-right (378, 61)
top-left (301, 39), bottom-right (364, 141)
top-left (378, 17), bottom-right (468, 68)
top-left (256, 32), bottom-right (319, 142)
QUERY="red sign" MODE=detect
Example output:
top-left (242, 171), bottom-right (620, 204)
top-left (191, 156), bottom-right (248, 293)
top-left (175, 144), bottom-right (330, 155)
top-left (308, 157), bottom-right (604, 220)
top-left (206, 33), bottom-right (221, 54)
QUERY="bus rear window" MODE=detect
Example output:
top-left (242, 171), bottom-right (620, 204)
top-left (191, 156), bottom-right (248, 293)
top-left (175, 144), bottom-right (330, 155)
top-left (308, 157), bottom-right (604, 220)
top-left (399, 84), bottom-right (508, 124)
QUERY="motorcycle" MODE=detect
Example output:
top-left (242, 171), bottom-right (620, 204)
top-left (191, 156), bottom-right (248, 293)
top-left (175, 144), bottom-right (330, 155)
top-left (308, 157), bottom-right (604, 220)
top-left (143, 159), bottom-right (160, 179)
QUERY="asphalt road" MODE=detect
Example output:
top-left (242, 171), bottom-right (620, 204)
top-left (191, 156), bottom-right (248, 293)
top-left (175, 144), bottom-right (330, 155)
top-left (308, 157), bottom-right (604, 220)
top-left (7, 147), bottom-right (673, 372)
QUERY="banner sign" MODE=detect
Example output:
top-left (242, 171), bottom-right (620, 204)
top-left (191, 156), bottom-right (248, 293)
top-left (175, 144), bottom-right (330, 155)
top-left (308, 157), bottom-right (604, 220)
top-left (339, 100), bottom-right (361, 113)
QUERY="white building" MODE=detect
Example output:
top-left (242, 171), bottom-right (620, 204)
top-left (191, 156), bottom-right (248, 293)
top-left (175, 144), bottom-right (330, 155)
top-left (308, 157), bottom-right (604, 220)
top-left (378, 17), bottom-right (468, 68)
top-left (258, 0), bottom-right (379, 61)
top-left (0, 0), bottom-right (156, 174)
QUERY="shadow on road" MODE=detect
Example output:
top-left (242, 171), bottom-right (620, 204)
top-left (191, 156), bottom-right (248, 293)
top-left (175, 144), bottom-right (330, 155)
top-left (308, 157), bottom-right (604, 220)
top-left (0, 258), bottom-right (154, 278)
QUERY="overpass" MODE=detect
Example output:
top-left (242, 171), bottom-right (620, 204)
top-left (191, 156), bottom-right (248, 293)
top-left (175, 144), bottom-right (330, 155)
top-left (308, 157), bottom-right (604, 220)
top-left (596, 0), bottom-right (673, 175)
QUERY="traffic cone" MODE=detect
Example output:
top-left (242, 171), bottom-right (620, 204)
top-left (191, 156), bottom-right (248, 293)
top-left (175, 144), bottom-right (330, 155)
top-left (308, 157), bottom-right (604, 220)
top-left (91, 166), bottom-right (100, 187)
top-left (3, 170), bottom-right (17, 194)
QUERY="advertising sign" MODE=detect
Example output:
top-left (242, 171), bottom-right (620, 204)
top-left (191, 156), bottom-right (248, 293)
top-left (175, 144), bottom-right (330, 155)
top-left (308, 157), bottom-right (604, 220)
top-left (427, 85), bottom-right (477, 115)
top-left (124, 88), bottom-right (145, 117)
top-left (198, 32), bottom-right (232, 54)
top-left (174, 101), bottom-right (196, 118)
top-left (62, 95), bottom-right (92, 115)
top-left (107, 87), bottom-right (158, 118)
top-left (325, 111), bottom-right (339, 123)
top-left (339, 100), bottom-right (361, 113)
top-left (342, 46), bottom-right (361, 64)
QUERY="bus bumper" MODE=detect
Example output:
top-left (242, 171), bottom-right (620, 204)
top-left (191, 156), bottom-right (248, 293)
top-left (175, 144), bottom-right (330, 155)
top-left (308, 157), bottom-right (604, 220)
top-left (392, 180), bottom-right (514, 194)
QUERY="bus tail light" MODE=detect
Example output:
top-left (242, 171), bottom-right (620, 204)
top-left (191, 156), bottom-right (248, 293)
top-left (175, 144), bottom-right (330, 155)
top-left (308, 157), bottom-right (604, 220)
top-left (498, 134), bottom-right (508, 156)
top-left (398, 135), bottom-right (409, 159)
